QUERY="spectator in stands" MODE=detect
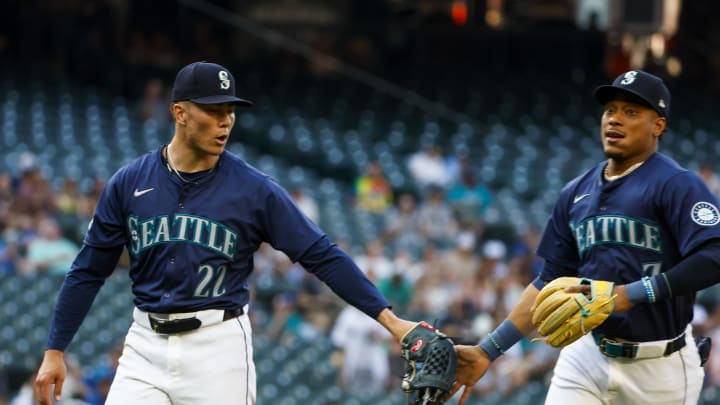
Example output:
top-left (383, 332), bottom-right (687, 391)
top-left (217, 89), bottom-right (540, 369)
top-left (455, 238), bottom-right (501, 323)
top-left (25, 216), bottom-right (79, 275)
top-left (87, 177), bottom-right (105, 202)
top-left (259, 252), bottom-right (335, 342)
top-left (408, 245), bottom-right (454, 321)
top-left (447, 168), bottom-right (493, 233)
top-left (70, 196), bottom-right (94, 245)
top-left (491, 248), bottom-right (528, 318)
top-left (381, 192), bottom-right (424, 258)
top-left (3, 213), bottom-right (36, 272)
top-left (354, 239), bottom-right (394, 282)
top-left (510, 225), bottom-right (544, 279)
top-left (72, 178), bottom-right (104, 243)
top-left (295, 274), bottom-right (342, 337)
top-left (11, 157), bottom-right (55, 218)
top-left (289, 185), bottom-right (319, 224)
top-left (444, 147), bottom-right (472, 187)
top-left (136, 78), bottom-right (171, 130)
top-left (377, 268), bottom-right (413, 317)
top-left (697, 162), bottom-right (720, 197)
top-left (391, 248), bottom-right (424, 286)
top-left (267, 258), bottom-right (334, 343)
top-left (263, 292), bottom-right (300, 343)
top-left (330, 305), bottom-right (392, 395)
top-left (481, 240), bottom-right (508, 280)
top-left (83, 367), bottom-right (113, 405)
top-left (407, 143), bottom-right (452, 189)
top-left (417, 185), bottom-right (458, 250)
top-left (54, 177), bottom-right (81, 241)
top-left (440, 230), bottom-right (480, 284)
top-left (439, 296), bottom-right (478, 343)
top-left (354, 160), bottom-right (393, 215)
top-left (0, 236), bottom-right (19, 275)
top-left (83, 343), bottom-right (122, 405)
top-left (0, 171), bottom-right (12, 223)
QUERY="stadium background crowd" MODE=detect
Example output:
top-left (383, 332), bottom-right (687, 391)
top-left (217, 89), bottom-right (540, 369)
top-left (2, 1), bottom-right (720, 404)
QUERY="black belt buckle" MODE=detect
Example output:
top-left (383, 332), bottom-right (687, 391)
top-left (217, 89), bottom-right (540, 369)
top-left (148, 315), bottom-right (202, 334)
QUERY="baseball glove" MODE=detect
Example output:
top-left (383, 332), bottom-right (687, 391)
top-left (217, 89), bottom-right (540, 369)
top-left (400, 321), bottom-right (457, 405)
top-left (531, 277), bottom-right (615, 348)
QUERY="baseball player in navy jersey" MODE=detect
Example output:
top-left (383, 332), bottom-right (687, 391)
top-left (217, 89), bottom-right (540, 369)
top-left (446, 70), bottom-right (720, 405)
top-left (33, 61), bottom-right (418, 405)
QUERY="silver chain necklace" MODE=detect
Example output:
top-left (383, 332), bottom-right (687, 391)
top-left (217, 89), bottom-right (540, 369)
top-left (166, 144), bottom-right (193, 183)
top-left (166, 144), bottom-right (218, 184)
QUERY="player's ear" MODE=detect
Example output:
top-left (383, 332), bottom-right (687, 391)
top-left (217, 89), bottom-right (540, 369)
top-left (172, 102), bottom-right (187, 125)
top-left (652, 116), bottom-right (666, 138)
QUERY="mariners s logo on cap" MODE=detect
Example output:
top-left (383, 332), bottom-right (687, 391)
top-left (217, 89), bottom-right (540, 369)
top-left (691, 201), bottom-right (720, 226)
top-left (219, 71), bottom-right (230, 90)
top-left (620, 71), bottom-right (638, 85)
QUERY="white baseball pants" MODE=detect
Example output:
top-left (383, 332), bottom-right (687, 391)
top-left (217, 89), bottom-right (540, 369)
top-left (546, 325), bottom-right (703, 405)
top-left (105, 307), bottom-right (256, 405)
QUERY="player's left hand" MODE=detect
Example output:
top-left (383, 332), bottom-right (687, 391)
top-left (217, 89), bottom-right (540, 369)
top-left (443, 345), bottom-right (491, 405)
top-left (564, 283), bottom-right (634, 312)
top-left (531, 277), bottom-right (615, 347)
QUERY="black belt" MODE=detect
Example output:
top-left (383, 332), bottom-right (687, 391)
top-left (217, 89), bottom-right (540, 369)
top-left (148, 308), bottom-right (245, 334)
top-left (592, 331), bottom-right (686, 359)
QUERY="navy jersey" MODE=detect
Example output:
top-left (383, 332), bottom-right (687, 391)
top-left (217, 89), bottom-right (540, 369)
top-left (86, 146), bottom-right (342, 312)
top-left (47, 146), bottom-right (389, 350)
top-left (537, 152), bottom-right (720, 341)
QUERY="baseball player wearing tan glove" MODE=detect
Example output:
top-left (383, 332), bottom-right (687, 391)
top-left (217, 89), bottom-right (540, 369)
top-left (445, 71), bottom-right (720, 405)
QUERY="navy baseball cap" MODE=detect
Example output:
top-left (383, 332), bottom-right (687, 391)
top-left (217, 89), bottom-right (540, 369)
top-left (171, 61), bottom-right (253, 106)
top-left (594, 70), bottom-right (670, 118)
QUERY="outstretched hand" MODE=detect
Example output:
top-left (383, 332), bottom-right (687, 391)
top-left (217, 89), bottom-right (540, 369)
top-left (443, 345), bottom-right (491, 405)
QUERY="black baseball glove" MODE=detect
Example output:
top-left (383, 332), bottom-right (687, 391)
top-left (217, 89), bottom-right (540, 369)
top-left (400, 322), bottom-right (457, 405)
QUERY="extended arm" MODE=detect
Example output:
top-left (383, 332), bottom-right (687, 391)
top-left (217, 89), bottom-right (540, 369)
top-left (448, 282), bottom-right (540, 405)
top-left (34, 244), bottom-right (122, 405)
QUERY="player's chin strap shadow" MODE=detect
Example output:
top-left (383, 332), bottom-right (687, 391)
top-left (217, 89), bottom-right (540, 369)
top-left (406, 387), bottom-right (444, 405)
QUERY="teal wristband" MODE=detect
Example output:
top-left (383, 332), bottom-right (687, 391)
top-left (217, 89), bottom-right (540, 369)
top-left (626, 276), bottom-right (662, 304)
top-left (642, 276), bottom-right (656, 303)
top-left (478, 319), bottom-right (524, 361)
